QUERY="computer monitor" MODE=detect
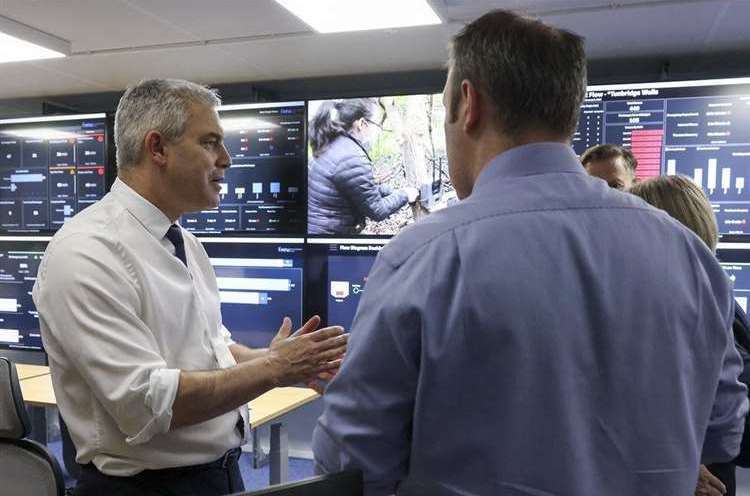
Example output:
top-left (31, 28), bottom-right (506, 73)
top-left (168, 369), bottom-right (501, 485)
top-left (182, 102), bottom-right (307, 234)
top-left (0, 113), bottom-right (108, 233)
top-left (717, 241), bottom-right (750, 313)
top-left (305, 237), bottom-right (387, 330)
top-left (200, 237), bottom-right (305, 348)
top-left (574, 77), bottom-right (750, 235)
top-left (0, 237), bottom-right (49, 352)
top-left (307, 95), bottom-right (456, 237)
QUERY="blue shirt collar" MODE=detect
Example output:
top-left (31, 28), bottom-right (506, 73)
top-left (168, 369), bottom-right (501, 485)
top-left (472, 142), bottom-right (584, 195)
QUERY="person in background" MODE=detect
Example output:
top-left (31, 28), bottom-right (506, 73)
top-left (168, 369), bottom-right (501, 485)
top-left (581, 143), bottom-right (638, 190)
top-left (312, 9), bottom-right (747, 495)
top-left (33, 79), bottom-right (347, 496)
top-left (307, 98), bottom-right (420, 234)
top-left (630, 175), bottom-right (750, 496)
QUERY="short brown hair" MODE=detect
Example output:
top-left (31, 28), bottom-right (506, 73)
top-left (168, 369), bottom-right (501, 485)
top-left (629, 175), bottom-right (718, 251)
top-left (581, 144), bottom-right (638, 172)
top-left (448, 10), bottom-right (587, 139)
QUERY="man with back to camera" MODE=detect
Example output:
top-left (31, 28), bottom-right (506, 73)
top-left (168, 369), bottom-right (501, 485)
top-left (312, 9), bottom-right (748, 495)
top-left (581, 143), bottom-right (638, 190)
top-left (32, 79), bottom-right (348, 495)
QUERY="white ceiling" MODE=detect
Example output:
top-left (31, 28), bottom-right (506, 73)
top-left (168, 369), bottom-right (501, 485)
top-left (0, 0), bottom-right (747, 100)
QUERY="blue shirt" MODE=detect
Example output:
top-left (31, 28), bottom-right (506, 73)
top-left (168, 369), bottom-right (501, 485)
top-left (312, 142), bottom-right (748, 495)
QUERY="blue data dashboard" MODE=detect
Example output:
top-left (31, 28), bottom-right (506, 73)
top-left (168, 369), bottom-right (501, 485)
top-left (306, 237), bottom-right (387, 330)
top-left (0, 238), bottom-right (48, 351)
top-left (200, 237), bottom-right (305, 348)
top-left (183, 102), bottom-right (306, 234)
top-left (717, 242), bottom-right (750, 313)
top-left (573, 77), bottom-right (750, 235)
top-left (0, 114), bottom-right (108, 233)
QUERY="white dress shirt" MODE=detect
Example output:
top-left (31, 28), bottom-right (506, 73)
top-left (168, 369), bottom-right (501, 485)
top-left (32, 178), bottom-right (249, 476)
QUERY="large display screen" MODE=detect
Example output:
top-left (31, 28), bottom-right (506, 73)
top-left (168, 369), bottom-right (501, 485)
top-left (305, 237), bottom-right (386, 329)
top-left (717, 241), bottom-right (750, 313)
top-left (0, 114), bottom-right (108, 233)
top-left (307, 95), bottom-right (457, 236)
top-left (0, 237), bottom-right (48, 351)
top-left (182, 102), bottom-right (306, 234)
top-left (573, 77), bottom-right (750, 235)
top-left (201, 237), bottom-right (305, 348)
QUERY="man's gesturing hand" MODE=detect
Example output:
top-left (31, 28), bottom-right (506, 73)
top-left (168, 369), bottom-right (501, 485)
top-left (267, 316), bottom-right (347, 387)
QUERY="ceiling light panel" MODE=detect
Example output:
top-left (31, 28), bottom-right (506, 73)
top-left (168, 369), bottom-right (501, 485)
top-left (274, 0), bottom-right (442, 33)
top-left (0, 15), bottom-right (70, 64)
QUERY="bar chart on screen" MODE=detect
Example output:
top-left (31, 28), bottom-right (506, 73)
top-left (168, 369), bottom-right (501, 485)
top-left (664, 146), bottom-right (750, 234)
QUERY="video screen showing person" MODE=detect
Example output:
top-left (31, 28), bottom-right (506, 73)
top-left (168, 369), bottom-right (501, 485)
top-left (200, 237), bottom-right (304, 348)
top-left (305, 237), bottom-right (387, 329)
top-left (0, 114), bottom-right (108, 233)
top-left (182, 102), bottom-right (306, 234)
top-left (573, 77), bottom-right (750, 235)
top-left (717, 241), bottom-right (750, 313)
top-left (307, 95), bottom-right (457, 236)
top-left (0, 238), bottom-right (49, 351)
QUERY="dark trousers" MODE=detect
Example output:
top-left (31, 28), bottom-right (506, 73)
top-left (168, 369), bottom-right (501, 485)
top-left (72, 448), bottom-right (245, 496)
top-left (707, 462), bottom-right (736, 496)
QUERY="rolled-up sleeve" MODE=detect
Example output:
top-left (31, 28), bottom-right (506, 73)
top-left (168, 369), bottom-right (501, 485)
top-left (220, 324), bottom-right (235, 347)
top-left (34, 233), bottom-right (179, 445)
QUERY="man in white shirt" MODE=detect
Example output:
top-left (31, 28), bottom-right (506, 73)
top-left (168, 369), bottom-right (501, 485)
top-left (32, 78), bottom-right (347, 495)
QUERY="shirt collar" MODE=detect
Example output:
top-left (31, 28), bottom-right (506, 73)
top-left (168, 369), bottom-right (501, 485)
top-left (472, 142), bottom-right (585, 195)
top-left (110, 177), bottom-right (174, 240)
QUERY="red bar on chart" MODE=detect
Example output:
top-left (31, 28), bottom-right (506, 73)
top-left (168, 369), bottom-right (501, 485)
top-left (631, 129), bottom-right (664, 180)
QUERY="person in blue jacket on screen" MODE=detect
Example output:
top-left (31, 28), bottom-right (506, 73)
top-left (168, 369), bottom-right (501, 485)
top-left (307, 98), bottom-right (419, 234)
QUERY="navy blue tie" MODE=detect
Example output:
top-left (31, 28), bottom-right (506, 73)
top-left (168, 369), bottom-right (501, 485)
top-left (165, 224), bottom-right (187, 267)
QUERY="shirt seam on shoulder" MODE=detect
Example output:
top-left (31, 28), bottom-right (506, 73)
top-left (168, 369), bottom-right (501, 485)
top-left (386, 204), bottom-right (659, 268)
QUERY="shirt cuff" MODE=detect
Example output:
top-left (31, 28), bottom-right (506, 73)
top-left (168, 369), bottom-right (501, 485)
top-left (125, 368), bottom-right (180, 446)
top-left (221, 325), bottom-right (236, 347)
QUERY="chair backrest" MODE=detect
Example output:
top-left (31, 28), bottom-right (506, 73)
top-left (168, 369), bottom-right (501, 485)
top-left (0, 356), bottom-right (30, 439)
top-left (0, 357), bottom-right (65, 496)
top-left (235, 470), bottom-right (363, 496)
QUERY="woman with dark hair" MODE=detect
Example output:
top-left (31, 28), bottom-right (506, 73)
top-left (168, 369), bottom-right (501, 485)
top-left (630, 175), bottom-right (750, 496)
top-left (307, 98), bottom-right (419, 235)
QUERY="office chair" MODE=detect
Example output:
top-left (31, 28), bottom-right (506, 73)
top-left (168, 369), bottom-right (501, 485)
top-left (234, 470), bottom-right (362, 496)
top-left (0, 357), bottom-right (65, 496)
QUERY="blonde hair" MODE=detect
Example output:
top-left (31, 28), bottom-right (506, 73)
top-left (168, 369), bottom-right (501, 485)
top-left (629, 175), bottom-right (718, 251)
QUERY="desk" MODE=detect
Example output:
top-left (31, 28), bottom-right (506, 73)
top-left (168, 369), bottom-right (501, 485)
top-left (18, 372), bottom-right (54, 445)
top-left (250, 387), bottom-right (319, 428)
top-left (19, 373), bottom-right (55, 407)
top-left (18, 375), bottom-right (319, 486)
top-left (15, 364), bottom-right (50, 381)
top-left (249, 387), bottom-right (320, 485)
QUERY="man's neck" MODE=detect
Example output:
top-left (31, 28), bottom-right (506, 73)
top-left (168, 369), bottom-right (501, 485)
top-left (118, 167), bottom-right (180, 223)
top-left (468, 131), bottom-right (569, 193)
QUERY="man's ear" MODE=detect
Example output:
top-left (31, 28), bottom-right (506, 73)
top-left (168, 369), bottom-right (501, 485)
top-left (144, 130), bottom-right (168, 167)
top-left (462, 79), bottom-right (481, 133)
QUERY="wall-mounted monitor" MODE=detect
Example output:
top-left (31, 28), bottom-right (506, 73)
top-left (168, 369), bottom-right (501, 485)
top-left (0, 113), bottom-right (108, 233)
top-left (573, 77), bottom-right (750, 235)
top-left (717, 241), bottom-right (750, 313)
top-left (305, 237), bottom-right (387, 330)
top-left (0, 237), bottom-right (48, 352)
top-left (182, 102), bottom-right (307, 234)
top-left (307, 95), bottom-right (456, 237)
top-left (200, 236), bottom-right (305, 348)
